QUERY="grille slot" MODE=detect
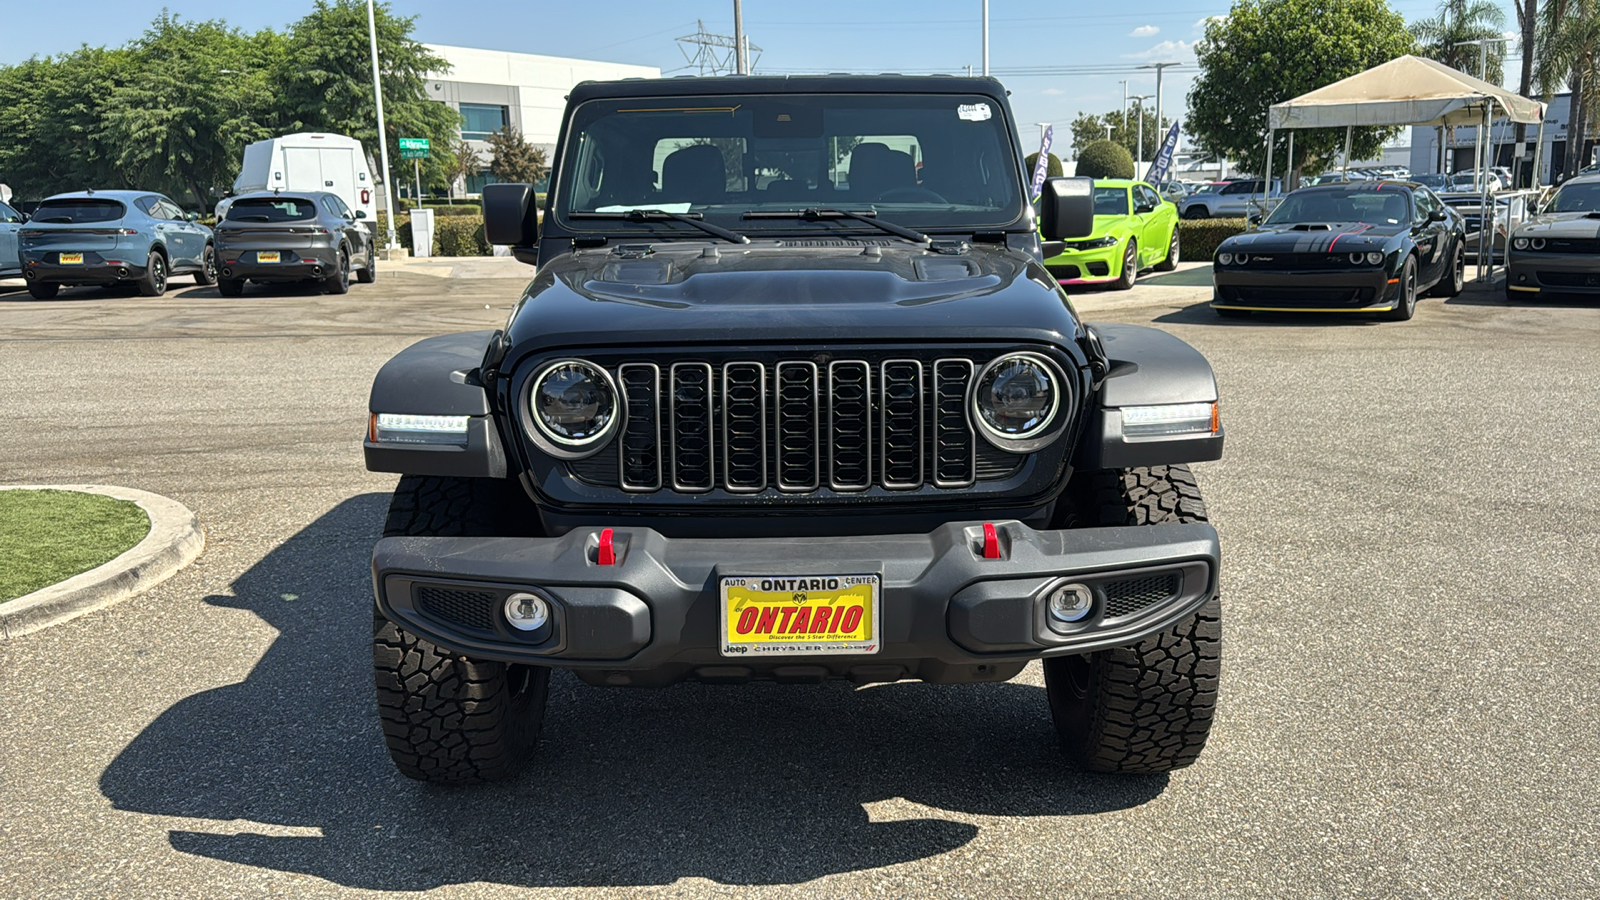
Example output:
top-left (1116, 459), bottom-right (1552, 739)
top-left (619, 363), bottom-right (661, 490)
top-left (932, 360), bottom-right (976, 487)
top-left (775, 362), bottom-right (820, 491)
top-left (879, 360), bottom-right (924, 489)
top-left (670, 362), bottom-right (715, 491)
top-left (829, 361), bottom-right (873, 491)
top-left (1102, 573), bottom-right (1181, 619)
top-left (416, 585), bottom-right (497, 631)
top-left (722, 362), bottom-right (767, 492)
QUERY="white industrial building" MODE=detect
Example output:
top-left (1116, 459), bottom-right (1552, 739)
top-left (1409, 91), bottom-right (1577, 186)
top-left (421, 45), bottom-right (659, 194)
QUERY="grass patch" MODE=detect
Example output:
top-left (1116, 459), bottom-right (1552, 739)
top-left (0, 490), bottom-right (150, 603)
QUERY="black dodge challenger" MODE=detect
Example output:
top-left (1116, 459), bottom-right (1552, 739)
top-left (1211, 181), bottom-right (1467, 320)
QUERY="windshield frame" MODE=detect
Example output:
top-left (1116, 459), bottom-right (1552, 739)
top-left (548, 91), bottom-right (1029, 238)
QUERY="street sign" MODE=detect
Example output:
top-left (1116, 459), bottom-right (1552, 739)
top-left (398, 137), bottom-right (430, 160)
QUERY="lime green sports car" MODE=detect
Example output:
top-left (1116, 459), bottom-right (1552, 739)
top-left (1042, 179), bottom-right (1180, 290)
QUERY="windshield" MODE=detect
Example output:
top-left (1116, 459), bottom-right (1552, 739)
top-left (226, 198), bottom-right (317, 222)
top-left (32, 199), bottom-right (126, 224)
top-left (1264, 187), bottom-right (1412, 226)
top-left (1549, 182), bottom-right (1600, 213)
top-left (1093, 186), bottom-right (1129, 216)
top-left (554, 93), bottom-right (1025, 234)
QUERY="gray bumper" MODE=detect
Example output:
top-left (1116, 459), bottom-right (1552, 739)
top-left (1505, 252), bottom-right (1600, 294)
top-left (372, 520), bottom-right (1220, 683)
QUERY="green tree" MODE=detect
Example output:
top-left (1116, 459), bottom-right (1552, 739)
top-left (1071, 108), bottom-right (1170, 162)
top-left (1024, 151), bottom-right (1065, 177)
top-left (486, 126), bottom-right (550, 186)
top-left (1187, 0), bottom-right (1415, 179)
top-left (1076, 141), bottom-right (1136, 179)
top-left (274, 0), bottom-right (459, 193)
top-left (1070, 112), bottom-right (1109, 157)
top-left (1411, 0), bottom-right (1508, 83)
top-left (443, 137), bottom-right (483, 202)
top-left (0, 48), bottom-right (139, 199)
top-left (1538, 0), bottom-right (1600, 179)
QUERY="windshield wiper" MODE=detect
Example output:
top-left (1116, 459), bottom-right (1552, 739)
top-left (741, 208), bottom-right (930, 244)
top-left (569, 209), bottom-right (748, 244)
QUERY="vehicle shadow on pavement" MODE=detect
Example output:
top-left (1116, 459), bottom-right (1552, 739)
top-left (1153, 301), bottom-right (1387, 327)
top-left (100, 494), bottom-right (1168, 890)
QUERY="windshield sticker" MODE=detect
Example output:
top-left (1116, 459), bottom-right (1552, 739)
top-left (957, 103), bottom-right (992, 122)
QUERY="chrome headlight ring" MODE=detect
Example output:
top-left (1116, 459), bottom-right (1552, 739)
top-left (968, 352), bottom-right (1071, 454)
top-left (520, 358), bottom-right (622, 460)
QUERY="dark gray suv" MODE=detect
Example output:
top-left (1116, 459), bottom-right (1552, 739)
top-left (213, 190), bottom-right (375, 296)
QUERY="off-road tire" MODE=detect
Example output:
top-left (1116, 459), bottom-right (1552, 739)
top-left (137, 251), bottom-right (167, 297)
top-left (26, 282), bottom-right (60, 300)
top-left (217, 277), bottom-right (245, 297)
top-left (1154, 227), bottom-right (1180, 271)
top-left (325, 247), bottom-right (350, 295)
top-left (1113, 239), bottom-right (1138, 290)
top-left (1427, 241), bottom-right (1464, 298)
top-left (195, 244), bottom-right (218, 285)
top-left (1045, 465), bottom-right (1221, 773)
top-left (373, 475), bottom-right (549, 784)
top-left (1384, 255), bottom-right (1418, 321)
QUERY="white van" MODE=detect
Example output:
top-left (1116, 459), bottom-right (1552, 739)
top-left (222, 133), bottom-right (378, 229)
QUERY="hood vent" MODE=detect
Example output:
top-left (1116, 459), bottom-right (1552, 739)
top-left (775, 239), bottom-right (894, 247)
top-left (1290, 223), bottom-right (1333, 231)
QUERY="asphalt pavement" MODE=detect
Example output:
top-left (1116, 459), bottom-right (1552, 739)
top-left (1, 262), bottom-right (1597, 898)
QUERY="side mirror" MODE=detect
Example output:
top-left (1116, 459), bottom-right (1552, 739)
top-left (1245, 212), bottom-right (1262, 227)
top-left (185, 211), bottom-right (200, 222)
top-left (355, 209), bottom-right (368, 220)
top-left (1038, 176), bottom-right (1095, 240)
top-left (483, 182), bottom-right (534, 245)
top-left (1428, 208), bottom-right (1447, 222)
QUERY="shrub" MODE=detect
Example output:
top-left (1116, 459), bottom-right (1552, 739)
top-left (425, 204), bottom-right (482, 217)
top-left (434, 217), bottom-right (490, 256)
top-left (1178, 218), bottom-right (1248, 259)
top-left (1076, 141), bottom-right (1135, 179)
top-left (1024, 151), bottom-right (1065, 178)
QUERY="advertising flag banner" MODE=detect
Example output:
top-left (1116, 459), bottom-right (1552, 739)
top-left (1146, 123), bottom-right (1182, 184)
top-left (1030, 125), bottom-right (1055, 199)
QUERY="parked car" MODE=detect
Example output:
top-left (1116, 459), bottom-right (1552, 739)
top-left (1505, 173), bottom-right (1600, 299)
top-left (18, 190), bottom-right (214, 299)
top-left (1211, 181), bottom-right (1466, 320)
top-left (1178, 179), bottom-right (1281, 218)
top-left (361, 74), bottom-right (1228, 784)
top-left (1412, 173), bottom-right (1449, 190)
top-left (0, 199), bottom-right (26, 277)
top-left (1440, 193), bottom-right (1514, 262)
top-left (1155, 180), bottom-right (1190, 201)
top-left (1041, 179), bottom-right (1179, 289)
top-left (212, 190), bottom-right (375, 296)
top-left (1446, 170), bottom-right (1505, 192)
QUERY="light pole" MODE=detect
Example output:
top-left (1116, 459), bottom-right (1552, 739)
top-left (1130, 94), bottom-right (1153, 166)
top-left (1139, 62), bottom-right (1181, 156)
top-left (981, 0), bottom-right (989, 76)
top-left (367, 0), bottom-right (398, 251)
top-left (734, 0), bottom-right (747, 74)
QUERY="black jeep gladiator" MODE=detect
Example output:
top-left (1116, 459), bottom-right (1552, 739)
top-left (364, 75), bottom-right (1225, 784)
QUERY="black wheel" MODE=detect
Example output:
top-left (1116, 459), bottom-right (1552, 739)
top-left (1113, 239), bottom-right (1138, 290)
top-left (194, 244), bottom-right (218, 286)
top-left (1428, 241), bottom-right (1464, 298)
top-left (1044, 465), bottom-right (1221, 774)
top-left (26, 282), bottom-right (60, 300)
top-left (1184, 206), bottom-right (1210, 220)
top-left (357, 247), bottom-right (376, 284)
top-left (217, 277), bottom-right (244, 297)
top-left (324, 247), bottom-right (350, 295)
top-left (1154, 227), bottom-right (1180, 272)
top-left (373, 475), bottom-right (549, 784)
top-left (1384, 255), bottom-right (1418, 320)
top-left (137, 251), bottom-right (167, 297)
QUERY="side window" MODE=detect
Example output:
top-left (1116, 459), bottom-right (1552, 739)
top-left (0, 201), bottom-right (19, 222)
top-left (1137, 185), bottom-right (1161, 210)
top-left (321, 197), bottom-right (342, 219)
top-left (333, 196), bottom-right (354, 219)
top-left (156, 200), bottom-right (183, 220)
top-left (1412, 190), bottom-right (1434, 224)
top-left (136, 197), bottom-right (158, 214)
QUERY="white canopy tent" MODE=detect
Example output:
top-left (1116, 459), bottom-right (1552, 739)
top-left (1263, 55), bottom-right (1546, 278)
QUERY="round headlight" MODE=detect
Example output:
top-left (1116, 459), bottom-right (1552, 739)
top-left (971, 353), bottom-right (1066, 452)
top-left (1512, 237), bottom-right (1528, 250)
top-left (1217, 251), bottom-right (1234, 265)
top-left (1235, 252), bottom-right (1249, 265)
top-left (1530, 237), bottom-right (1546, 251)
top-left (1348, 251), bottom-right (1364, 265)
top-left (1365, 251), bottom-right (1385, 265)
top-left (525, 359), bottom-right (620, 457)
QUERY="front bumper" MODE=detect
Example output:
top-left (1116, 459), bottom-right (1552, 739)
top-left (1212, 266), bottom-right (1397, 312)
top-left (372, 520), bottom-right (1220, 685)
top-left (1044, 243), bottom-right (1122, 285)
top-left (217, 246), bottom-right (339, 282)
top-left (1505, 252), bottom-right (1600, 294)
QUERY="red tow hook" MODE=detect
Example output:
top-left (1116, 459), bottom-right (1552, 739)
top-left (597, 528), bottom-right (616, 566)
top-left (982, 523), bottom-right (1002, 560)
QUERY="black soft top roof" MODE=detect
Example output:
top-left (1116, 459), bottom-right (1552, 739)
top-left (567, 74), bottom-right (1009, 103)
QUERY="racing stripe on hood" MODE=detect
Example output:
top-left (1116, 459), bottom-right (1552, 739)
top-left (1328, 223), bottom-right (1373, 251)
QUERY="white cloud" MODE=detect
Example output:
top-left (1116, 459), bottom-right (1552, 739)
top-left (1042, 87), bottom-right (1065, 95)
top-left (1193, 15), bottom-right (1226, 30)
top-left (1122, 40), bottom-right (1197, 61)
top-left (1130, 25), bottom-right (1160, 38)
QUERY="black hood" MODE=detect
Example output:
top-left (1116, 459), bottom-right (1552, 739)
top-left (1221, 221), bottom-right (1404, 254)
top-left (503, 240), bottom-right (1082, 353)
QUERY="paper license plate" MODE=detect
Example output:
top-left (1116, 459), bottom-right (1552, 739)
top-left (720, 574), bottom-right (880, 657)
top-left (59, 252), bottom-right (82, 265)
top-left (257, 251), bottom-right (280, 263)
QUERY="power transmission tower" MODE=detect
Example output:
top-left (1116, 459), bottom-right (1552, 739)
top-left (676, 20), bottom-right (762, 76)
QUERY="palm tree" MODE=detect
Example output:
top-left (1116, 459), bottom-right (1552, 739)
top-left (1411, 0), bottom-right (1509, 82)
top-left (1538, 0), bottom-right (1600, 179)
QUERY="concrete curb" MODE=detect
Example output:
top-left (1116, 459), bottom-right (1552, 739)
top-left (0, 485), bottom-right (204, 640)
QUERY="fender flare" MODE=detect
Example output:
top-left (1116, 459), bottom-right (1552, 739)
top-left (364, 330), bottom-right (508, 479)
top-left (1074, 323), bottom-right (1223, 470)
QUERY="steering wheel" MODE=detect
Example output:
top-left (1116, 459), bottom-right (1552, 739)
top-left (871, 187), bottom-right (948, 203)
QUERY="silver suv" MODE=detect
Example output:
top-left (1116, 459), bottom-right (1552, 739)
top-left (1178, 179), bottom-right (1281, 219)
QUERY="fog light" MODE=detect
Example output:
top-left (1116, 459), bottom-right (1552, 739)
top-left (504, 591), bottom-right (550, 631)
top-left (1046, 582), bottom-right (1094, 625)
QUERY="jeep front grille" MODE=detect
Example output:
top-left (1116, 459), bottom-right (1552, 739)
top-left (612, 357), bottom-right (981, 494)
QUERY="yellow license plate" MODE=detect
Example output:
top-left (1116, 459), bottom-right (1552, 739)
top-left (257, 251), bottom-right (280, 263)
top-left (720, 574), bottom-right (880, 657)
top-left (59, 252), bottom-right (82, 265)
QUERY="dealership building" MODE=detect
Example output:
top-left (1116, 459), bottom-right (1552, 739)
top-left (420, 44), bottom-right (659, 194)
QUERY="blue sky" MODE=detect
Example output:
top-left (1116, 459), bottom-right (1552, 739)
top-left (3, 0), bottom-right (1466, 148)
